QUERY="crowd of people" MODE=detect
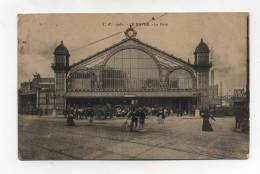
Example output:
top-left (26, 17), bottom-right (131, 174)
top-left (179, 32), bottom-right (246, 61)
top-left (63, 103), bottom-right (217, 132)
top-left (124, 106), bottom-right (148, 132)
top-left (64, 105), bottom-right (95, 126)
top-left (63, 104), bottom-right (170, 130)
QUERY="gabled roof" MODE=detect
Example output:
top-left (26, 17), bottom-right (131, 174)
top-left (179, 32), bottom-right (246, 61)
top-left (70, 38), bottom-right (193, 68)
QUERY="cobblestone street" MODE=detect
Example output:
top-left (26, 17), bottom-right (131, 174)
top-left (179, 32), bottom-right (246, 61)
top-left (18, 115), bottom-right (249, 160)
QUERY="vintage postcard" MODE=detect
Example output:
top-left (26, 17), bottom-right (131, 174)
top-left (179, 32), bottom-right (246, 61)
top-left (18, 13), bottom-right (249, 160)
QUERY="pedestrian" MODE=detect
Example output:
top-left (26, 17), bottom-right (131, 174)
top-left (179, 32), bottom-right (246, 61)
top-left (74, 106), bottom-right (78, 120)
top-left (66, 107), bottom-right (75, 126)
top-left (177, 107), bottom-right (182, 117)
top-left (201, 106), bottom-right (215, 132)
top-left (164, 108), bottom-right (169, 117)
top-left (83, 107), bottom-right (88, 120)
top-left (128, 107), bottom-right (138, 132)
top-left (87, 106), bottom-right (94, 125)
top-left (138, 107), bottom-right (146, 131)
top-left (234, 103), bottom-right (242, 130)
top-left (157, 107), bottom-right (164, 124)
top-left (63, 108), bottom-right (68, 118)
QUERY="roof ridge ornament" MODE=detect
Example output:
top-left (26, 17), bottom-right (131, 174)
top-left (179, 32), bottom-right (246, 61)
top-left (124, 25), bottom-right (137, 38)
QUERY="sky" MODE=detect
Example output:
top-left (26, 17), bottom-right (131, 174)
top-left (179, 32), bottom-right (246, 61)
top-left (18, 13), bottom-right (248, 95)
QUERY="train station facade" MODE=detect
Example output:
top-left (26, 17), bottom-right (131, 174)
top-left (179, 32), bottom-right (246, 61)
top-left (51, 27), bottom-right (212, 114)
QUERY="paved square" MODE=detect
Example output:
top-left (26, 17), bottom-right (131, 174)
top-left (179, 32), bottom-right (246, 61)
top-left (18, 115), bottom-right (249, 160)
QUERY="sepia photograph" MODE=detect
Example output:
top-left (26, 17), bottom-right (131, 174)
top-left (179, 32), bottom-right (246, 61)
top-left (18, 13), bottom-right (249, 160)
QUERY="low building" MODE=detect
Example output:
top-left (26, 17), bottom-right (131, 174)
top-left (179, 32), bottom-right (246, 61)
top-left (209, 84), bottom-right (220, 105)
top-left (232, 88), bottom-right (249, 131)
top-left (18, 73), bottom-right (55, 115)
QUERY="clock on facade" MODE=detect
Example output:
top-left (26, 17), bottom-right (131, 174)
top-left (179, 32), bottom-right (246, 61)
top-left (124, 26), bottom-right (137, 38)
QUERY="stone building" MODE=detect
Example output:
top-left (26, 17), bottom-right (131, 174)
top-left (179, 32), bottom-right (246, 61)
top-left (18, 73), bottom-right (55, 114)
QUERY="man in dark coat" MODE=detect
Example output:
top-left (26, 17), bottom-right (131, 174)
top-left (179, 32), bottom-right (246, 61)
top-left (128, 107), bottom-right (138, 132)
top-left (66, 107), bottom-right (76, 126)
top-left (138, 107), bottom-right (146, 130)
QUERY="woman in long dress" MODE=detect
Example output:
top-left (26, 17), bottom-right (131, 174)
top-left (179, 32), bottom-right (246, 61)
top-left (201, 107), bottom-right (215, 131)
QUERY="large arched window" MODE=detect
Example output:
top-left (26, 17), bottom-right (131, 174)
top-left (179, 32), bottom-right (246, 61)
top-left (168, 69), bottom-right (193, 89)
top-left (102, 49), bottom-right (160, 90)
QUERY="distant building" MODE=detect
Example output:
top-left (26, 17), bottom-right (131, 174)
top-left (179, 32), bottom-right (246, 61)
top-left (232, 88), bottom-right (247, 106)
top-left (233, 89), bottom-right (247, 98)
top-left (18, 73), bottom-right (55, 114)
top-left (208, 84), bottom-right (221, 106)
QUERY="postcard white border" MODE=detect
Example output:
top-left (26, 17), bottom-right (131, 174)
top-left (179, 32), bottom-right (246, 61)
top-left (0, 0), bottom-right (259, 174)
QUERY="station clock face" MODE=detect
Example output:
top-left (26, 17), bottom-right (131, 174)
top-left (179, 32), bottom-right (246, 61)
top-left (125, 27), bottom-right (137, 38)
top-left (127, 30), bottom-right (134, 37)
